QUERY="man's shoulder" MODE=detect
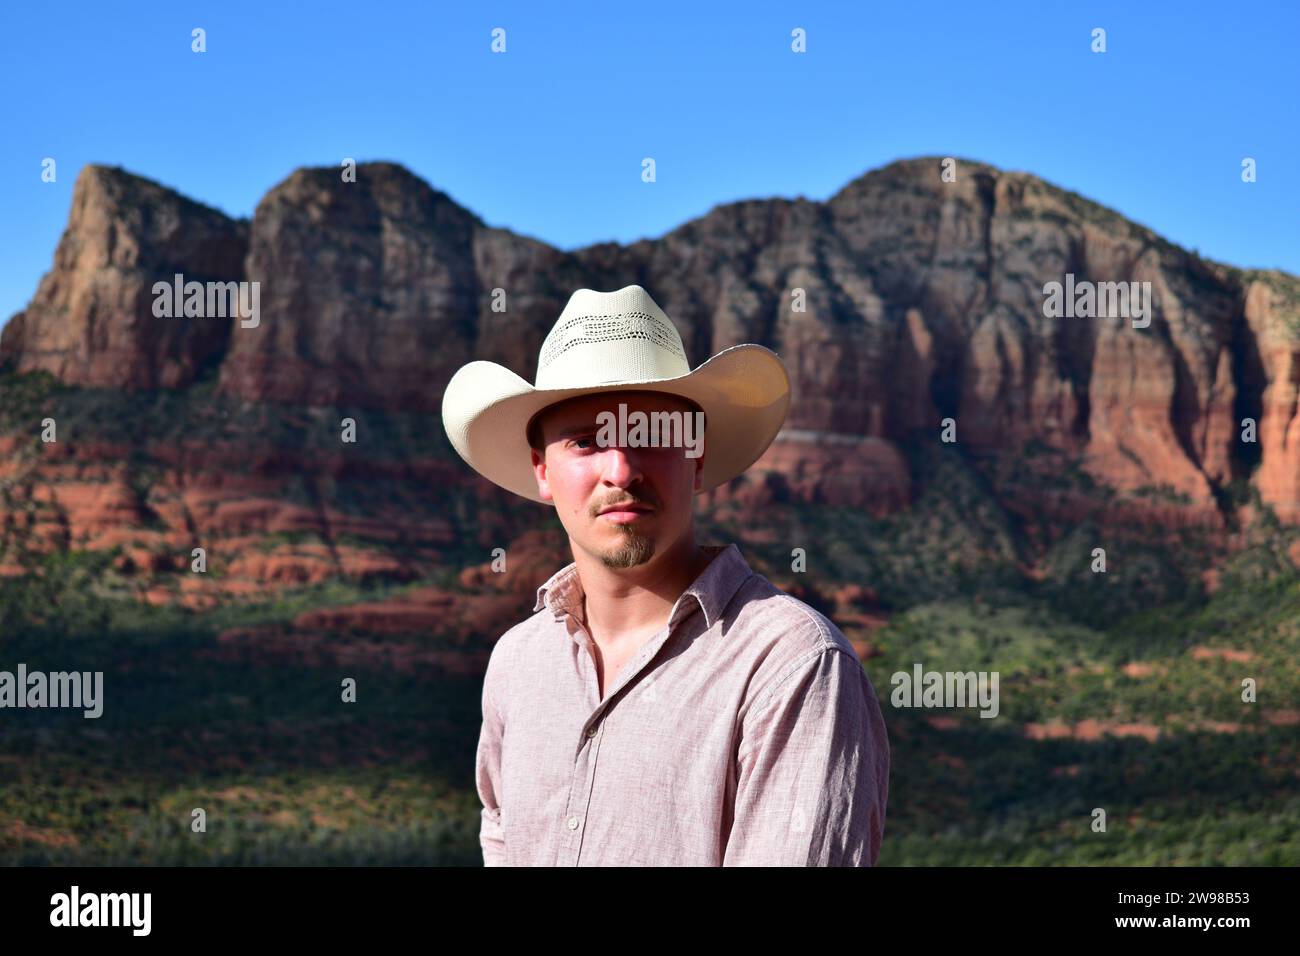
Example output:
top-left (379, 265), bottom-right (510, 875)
top-left (728, 571), bottom-right (860, 668)
top-left (727, 573), bottom-right (884, 720)
top-left (477, 606), bottom-right (546, 687)
top-left (490, 605), bottom-right (554, 660)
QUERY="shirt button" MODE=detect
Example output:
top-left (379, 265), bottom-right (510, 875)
top-left (566, 815), bottom-right (580, 831)
top-left (585, 724), bottom-right (598, 737)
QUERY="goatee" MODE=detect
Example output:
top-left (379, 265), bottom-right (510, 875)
top-left (599, 529), bottom-right (656, 569)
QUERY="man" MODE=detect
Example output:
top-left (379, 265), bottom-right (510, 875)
top-left (441, 284), bottom-right (890, 866)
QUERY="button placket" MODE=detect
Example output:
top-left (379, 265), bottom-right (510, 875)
top-left (571, 708), bottom-right (608, 864)
top-left (558, 733), bottom-right (592, 864)
top-left (555, 598), bottom-right (699, 864)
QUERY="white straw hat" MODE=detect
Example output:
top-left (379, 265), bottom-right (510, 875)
top-left (440, 284), bottom-right (790, 504)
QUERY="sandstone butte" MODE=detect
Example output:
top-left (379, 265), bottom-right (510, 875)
top-left (0, 157), bottom-right (1297, 657)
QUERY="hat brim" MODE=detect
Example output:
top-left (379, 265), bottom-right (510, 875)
top-left (440, 344), bottom-right (790, 504)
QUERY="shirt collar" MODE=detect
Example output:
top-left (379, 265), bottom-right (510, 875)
top-left (533, 543), bottom-right (752, 632)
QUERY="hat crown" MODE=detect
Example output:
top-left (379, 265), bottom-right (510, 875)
top-left (535, 285), bottom-right (690, 389)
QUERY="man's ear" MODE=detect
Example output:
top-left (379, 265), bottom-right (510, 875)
top-left (532, 447), bottom-right (553, 502)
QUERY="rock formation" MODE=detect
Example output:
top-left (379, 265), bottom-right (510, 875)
top-left (2, 157), bottom-right (1297, 629)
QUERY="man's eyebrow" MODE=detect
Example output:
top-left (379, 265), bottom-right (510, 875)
top-left (555, 422), bottom-right (598, 438)
top-left (554, 407), bottom-right (695, 437)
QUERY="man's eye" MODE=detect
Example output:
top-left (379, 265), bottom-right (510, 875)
top-left (571, 436), bottom-right (594, 450)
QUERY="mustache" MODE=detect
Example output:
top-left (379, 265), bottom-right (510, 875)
top-left (592, 495), bottom-right (656, 514)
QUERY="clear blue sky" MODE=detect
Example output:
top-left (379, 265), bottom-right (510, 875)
top-left (2, 0), bottom-right (1296, 330)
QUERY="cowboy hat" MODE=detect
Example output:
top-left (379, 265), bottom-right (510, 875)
top-left (440, 284), bottom-right (790, 504)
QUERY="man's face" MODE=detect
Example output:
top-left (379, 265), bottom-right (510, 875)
top-left (531, 391), bottom-right (705, 570)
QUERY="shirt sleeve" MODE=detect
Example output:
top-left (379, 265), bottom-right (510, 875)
top-left (475, 649), bottom-right (508, 867)
top-left (723, 645), bottom-right (890, 867)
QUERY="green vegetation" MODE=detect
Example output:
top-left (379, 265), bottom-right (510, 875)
top-left (5, 522), bottom-right (1294, 865)
top-left (0, 553), bottom-right (484, 865)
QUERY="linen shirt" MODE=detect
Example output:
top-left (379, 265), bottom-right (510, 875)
top-left (474, 542), bottom-right (891, 866)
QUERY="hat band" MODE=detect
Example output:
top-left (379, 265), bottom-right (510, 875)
top-left (535, 341), bottom-right (691, 389)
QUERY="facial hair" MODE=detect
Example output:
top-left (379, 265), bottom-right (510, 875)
top-left (599, 525), bottom-right (656, 569)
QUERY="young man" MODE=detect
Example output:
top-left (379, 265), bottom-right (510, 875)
top-left (441, 284), bottom-right (890, 866)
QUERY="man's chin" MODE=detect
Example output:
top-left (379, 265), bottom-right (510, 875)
top-left (595, 530), bottom-right (656, 569)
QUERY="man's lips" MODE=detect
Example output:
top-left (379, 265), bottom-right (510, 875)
top-left (598, 503), bottom-right (654, 516)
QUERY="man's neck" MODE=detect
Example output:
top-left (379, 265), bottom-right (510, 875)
top-left (575, 536), bottom-right (716, 650)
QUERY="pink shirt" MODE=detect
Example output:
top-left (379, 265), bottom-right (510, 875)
top-left (474, 542), bottom-right (891, 865)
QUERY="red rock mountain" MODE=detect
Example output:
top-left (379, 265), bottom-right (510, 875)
top-left (1, 158), bottom-right (1297, 627)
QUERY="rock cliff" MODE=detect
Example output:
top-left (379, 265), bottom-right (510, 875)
top-left (2, 157), bottom-right (1297, 624)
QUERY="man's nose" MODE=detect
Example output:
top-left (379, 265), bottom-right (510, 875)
top-left (599, 445), bottom-right (644, 486)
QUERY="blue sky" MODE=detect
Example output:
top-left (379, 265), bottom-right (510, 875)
top-left (1, 0), bottom-right (1296, 329)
